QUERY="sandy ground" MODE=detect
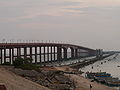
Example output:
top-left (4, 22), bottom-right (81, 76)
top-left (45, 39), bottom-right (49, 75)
top-left (0, 66), bottom-right (117, 90)
top-left (55, 66), bottom-right (117, 90)
top-left (0, 67), bottom-right (51, 90)
top-left (70, 75), bottom-right (117, 90)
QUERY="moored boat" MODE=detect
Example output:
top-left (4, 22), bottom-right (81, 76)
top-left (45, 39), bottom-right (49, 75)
top-left (86, 72), bottom-right (96, 79)
top-left (86, 72), bottom-right (120, 87)
top-left (105, 77), bottom-right (120, 87)
top-left (86, 72), bottom-right (111, 79)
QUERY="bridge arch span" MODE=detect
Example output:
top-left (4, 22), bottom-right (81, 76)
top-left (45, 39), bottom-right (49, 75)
top-left (66, 47), bottom-right (74, 59)
top-left (0, 43), bottom-right (96, 65)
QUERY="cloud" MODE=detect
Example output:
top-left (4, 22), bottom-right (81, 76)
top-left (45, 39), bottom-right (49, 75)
top-left (1, 0), bottom-right (120, 50)
top-left (0, 0), bottom-right (84, 22)
top-left (64, 6), bottom-right (120, 16)
top-left (49, 1), bottom-right (81, 6)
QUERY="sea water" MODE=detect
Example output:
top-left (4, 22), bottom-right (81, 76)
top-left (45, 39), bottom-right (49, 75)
top-left (80, 54), bottom-right (120, 79)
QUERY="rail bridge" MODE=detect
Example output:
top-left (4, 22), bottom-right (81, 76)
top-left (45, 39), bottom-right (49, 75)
top-left (0, 43), bottom-right (97, 64)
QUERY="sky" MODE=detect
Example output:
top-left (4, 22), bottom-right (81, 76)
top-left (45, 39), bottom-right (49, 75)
top-left (0, 0), bottom-right (120, 51)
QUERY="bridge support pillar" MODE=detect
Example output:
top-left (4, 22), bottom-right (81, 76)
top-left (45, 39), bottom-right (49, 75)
top-left (57, 47), bottom-right (62, 61)
top-left (30, 47), bottom-right (32, 60)
top-left (51, 46), bottom-right (53, 61)
top-left (12, 48), bottom-right (14, 62)
top-left (39, 47), bottom-right (41, 63)
top-left (4, 48), bottom-right (6, 64)
top-left (0, 49), bottom-right (3, 64)
top-left (44, 47), bottom-right (46, 62)
top-left (35, 47), bottom-right (37, 64)
top-left (75, 49), bottom-right (78, 58)
top-left (78, 49), bottom-right (81, 58)
top-left (64, 48), bottom-right (67, 60)
top-left (24, 47), bottom-right (27, 59)
top-left (54, 46), bottom-right (56, 61)
top-left (17, 48), bottom-right (21, 57)
top-left (9, 48), bottom-right (12, 64)
top-left (47, 47), bottom-right (49, 62)
top-left (71, 49), bottom-right (74, 59)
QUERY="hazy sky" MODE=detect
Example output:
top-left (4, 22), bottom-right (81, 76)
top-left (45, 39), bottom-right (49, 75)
top-left (0, 0), bottom-right (120, 50)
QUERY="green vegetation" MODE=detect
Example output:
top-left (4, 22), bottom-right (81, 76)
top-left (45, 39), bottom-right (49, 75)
top-left (13, 57), bottom-right (39, 70)
top-left (19, 64), bottom-right (39, 70)
top-left (2, 62), bottom-right (11, 65)
top-left (13, 57), bottom-right (24, 68)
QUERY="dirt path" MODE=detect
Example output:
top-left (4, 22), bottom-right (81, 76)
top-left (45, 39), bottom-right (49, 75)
top-left (0, 67), bottom-right (50, 90)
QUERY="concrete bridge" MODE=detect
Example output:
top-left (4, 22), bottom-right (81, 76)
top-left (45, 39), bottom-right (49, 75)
top-left (0, 43), bottom-right (97, 64)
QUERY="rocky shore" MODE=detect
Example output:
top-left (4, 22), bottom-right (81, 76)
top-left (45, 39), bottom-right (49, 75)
top-left (7, 66), bottom-right (76, 90)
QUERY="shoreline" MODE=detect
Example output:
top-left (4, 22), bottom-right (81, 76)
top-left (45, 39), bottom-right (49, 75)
top-left (55, 66), bottom-right (117, 90)
top-left (0, 64), bottom-right (117, 90)
top-left (70, 54), bottom-right (114, 69)
top-left (0, 54), bottom-right (117, 90)
top-left (55, 54), bottom-right (117, 90)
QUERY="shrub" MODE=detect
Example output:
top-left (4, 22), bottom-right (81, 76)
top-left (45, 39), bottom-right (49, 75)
top-left (24, 58), bottom-right (33, 64)
top-left (13, 57), bottom-right (39, 70)
top-left (19, 64), bottom-right (39, 70)
top-left (2, 62), bottom-right (11, 65)
top-left (13, 57), bottom-right (24, 68)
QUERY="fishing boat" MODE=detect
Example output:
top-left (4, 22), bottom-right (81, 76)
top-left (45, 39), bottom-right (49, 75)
top-left (95, 72), bottom-right (111, 77)
top-left (105, 77), bottom-right (120, 87)
top-left (86, 72), bottom-right (96, 79)
top-left (86, 72), bottom-right (111, 79)
top-left (86, 72), bottom-right (120, 87)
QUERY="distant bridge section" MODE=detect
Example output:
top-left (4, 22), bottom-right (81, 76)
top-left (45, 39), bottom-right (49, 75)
top-left (0, 43), bottom-right (98, 64)
top-left (103, 51), bottom-right (120, 54)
